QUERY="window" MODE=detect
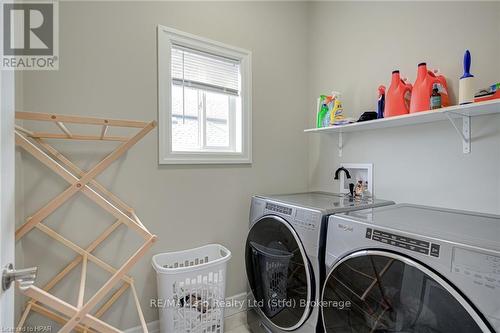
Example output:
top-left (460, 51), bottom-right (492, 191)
top-left (158, 26), bottom-right (252, 164)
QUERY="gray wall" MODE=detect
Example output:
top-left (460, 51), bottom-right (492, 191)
top-left (16, 1), bottom-right (500, 330)
top-left (17, 1), bottom-right (309, 329)
top-left (307, 1), bottom-right (500, 215)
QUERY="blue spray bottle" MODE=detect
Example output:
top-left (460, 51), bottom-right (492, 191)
top-left (377, 85), bottom-right (386, 118)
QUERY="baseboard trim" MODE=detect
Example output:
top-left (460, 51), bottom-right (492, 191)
top-left (124, 320), bottom-right (160, 333)
top-left (223, 292), bottom-right (247, 317)
top-left (124, 292), bottom-right (247, 333)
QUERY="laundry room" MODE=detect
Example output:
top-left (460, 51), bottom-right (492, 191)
top-left (1, 1), bottom-right (499, 333)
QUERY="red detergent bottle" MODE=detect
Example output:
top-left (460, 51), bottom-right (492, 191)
top-left (385, 70), bottom-right (412, 117)
top-left (410, 63), bottom-right (449, 113)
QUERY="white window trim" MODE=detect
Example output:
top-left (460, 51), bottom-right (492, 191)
top-left (157, 25), bottom-right (252, 164)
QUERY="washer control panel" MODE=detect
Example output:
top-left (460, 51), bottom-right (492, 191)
top-left (452, 247), bottom-right (500, 291)
top-left (366, 228), bottom-right (440, 257)
top-left (264, 202), bottom-right (318, 231)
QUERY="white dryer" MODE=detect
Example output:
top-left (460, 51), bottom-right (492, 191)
top-left (322, 204), bottom-right (500, 333)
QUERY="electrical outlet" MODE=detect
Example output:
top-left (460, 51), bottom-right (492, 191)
top-left (339, 163), bottom-right (373, 195)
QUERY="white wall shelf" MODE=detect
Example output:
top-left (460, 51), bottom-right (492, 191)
top-left (304, 99), bottom-right (500, 156)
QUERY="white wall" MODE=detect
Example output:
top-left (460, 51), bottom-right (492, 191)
top-left (17, 1), bottom-right (309, 329)
top-left (307, 1), bottom-right (500, 214)
top-left (16, 1), bottom-right (500, 329)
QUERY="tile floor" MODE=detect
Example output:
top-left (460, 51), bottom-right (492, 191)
top-left (225, 311), bottom-right (251, 333)
top-left (226, 325), bottom-right (251, 333)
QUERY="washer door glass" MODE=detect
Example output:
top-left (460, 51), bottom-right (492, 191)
top-left (322, 252), bottom-right (490, 333)
top-left (246, 216), bottom-right (312, 330)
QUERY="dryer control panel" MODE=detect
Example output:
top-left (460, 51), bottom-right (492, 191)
top-left (264, 202), bottom-right (320, 231)
top-left (265, 202), bottom-right (292, 216)
top-left (294, 208), bottom-right (321, 231)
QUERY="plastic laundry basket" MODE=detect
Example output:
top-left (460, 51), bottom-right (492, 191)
top-left (152, 244), bottom-right (232, 333)
top-left (249, 241), bottom-right (293, 318)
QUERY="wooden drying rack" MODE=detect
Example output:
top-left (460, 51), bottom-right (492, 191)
top-left (15, 112), bottom-right (157, 333)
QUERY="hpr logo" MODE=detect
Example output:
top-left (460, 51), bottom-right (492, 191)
top-left (1, 2), bottom-right (58, 70)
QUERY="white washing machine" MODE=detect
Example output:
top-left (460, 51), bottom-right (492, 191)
top-left (246, 192), bottom-right (394, 333)
top-left (322, 204), bottom-right (500, 333)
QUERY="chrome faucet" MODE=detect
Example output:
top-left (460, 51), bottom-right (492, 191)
top-left (334, 167), bottom-right (354, 197)
top-left (334, 167), bottom-right (351, 180)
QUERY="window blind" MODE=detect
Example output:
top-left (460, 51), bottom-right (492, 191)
top-left (171, 44), bottom-right (240, 96)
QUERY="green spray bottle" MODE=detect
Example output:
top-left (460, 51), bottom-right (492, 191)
top-left (317, 95), bottom-right (329, 128)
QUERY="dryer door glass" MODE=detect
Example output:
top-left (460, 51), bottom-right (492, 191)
top-left (246, 216), bottom-right (313, 330)
top-left (322, 253), bottom-right (489, 333)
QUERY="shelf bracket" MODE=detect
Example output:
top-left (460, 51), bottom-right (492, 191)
top-left (445, 113), bottom-right (470, 154)
top-left (338, 132), bottom-right (343, 157)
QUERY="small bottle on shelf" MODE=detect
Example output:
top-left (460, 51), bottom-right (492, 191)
top-left (430, 83), bottom-right (442, 110)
